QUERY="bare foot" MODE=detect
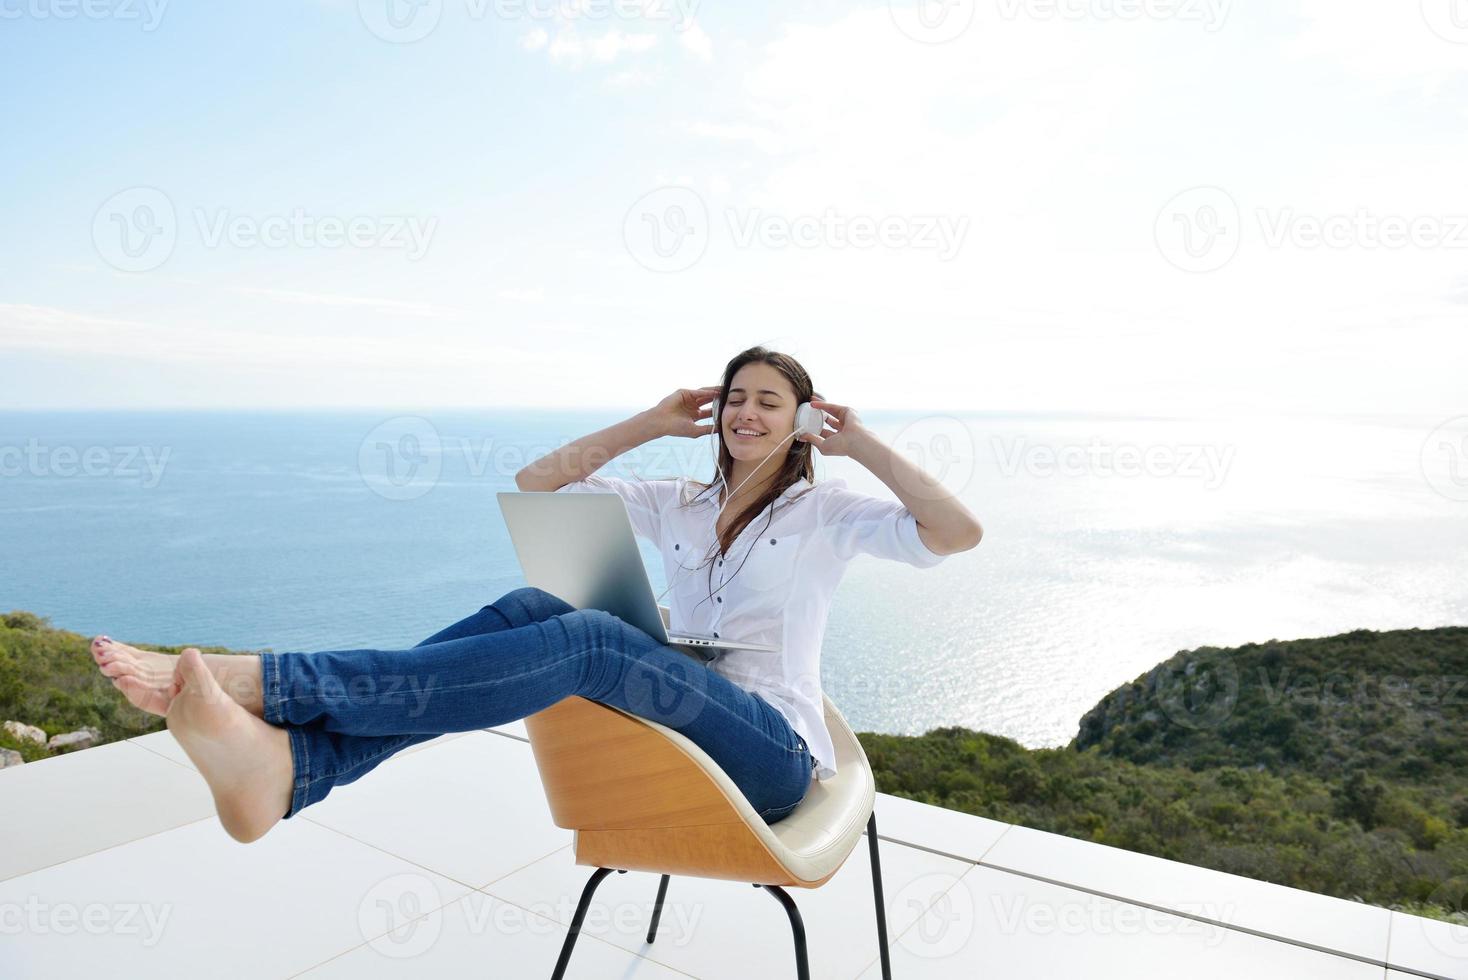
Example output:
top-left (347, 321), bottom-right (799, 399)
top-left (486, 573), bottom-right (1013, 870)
top-left (165, 648), bottom-right (295, 844)
top-left (91, 636), bottom-right (263, 719)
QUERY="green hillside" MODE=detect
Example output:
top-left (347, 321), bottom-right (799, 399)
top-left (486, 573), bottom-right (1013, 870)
top-left (1072, 626), bottom-right (1468, 780)
top-left (863, 626), bottom-right (1468, 924)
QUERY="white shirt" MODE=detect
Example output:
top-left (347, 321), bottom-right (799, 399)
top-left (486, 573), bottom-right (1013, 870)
top-left (554, 470), bottom-right (951, 781)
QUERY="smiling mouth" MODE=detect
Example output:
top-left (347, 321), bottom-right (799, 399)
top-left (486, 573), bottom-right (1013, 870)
top-left (732, 428), bottom-right (766, 439)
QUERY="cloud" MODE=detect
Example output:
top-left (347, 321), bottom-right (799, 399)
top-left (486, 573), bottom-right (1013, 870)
top-left (543, 28), bottom-right (659, 68)
top-left (519, 17), bottom-right (710, 71)
top-left (679, 22), bottom-right (712, 62)
top-left (605, 65), bottom-right (667, 89)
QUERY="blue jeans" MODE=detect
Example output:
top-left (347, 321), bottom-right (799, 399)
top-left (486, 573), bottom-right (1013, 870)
top-left (258, 587), bottom-right (816, 825)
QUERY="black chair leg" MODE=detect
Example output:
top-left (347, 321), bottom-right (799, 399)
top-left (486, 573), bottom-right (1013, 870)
top-left (647, 874), bottom-right (671, 943)
top-left (754, 883), bottom-right (810, 980)
top-left (868, 809), bottom-right (893, 980)
top-left (551, 867), bottom-right (616, 980)
top-left (554, 831), bottom-right (888, 980)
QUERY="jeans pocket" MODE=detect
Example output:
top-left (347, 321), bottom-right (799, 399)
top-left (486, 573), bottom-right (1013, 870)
top-left (758, 798), bottom-right (802, 823)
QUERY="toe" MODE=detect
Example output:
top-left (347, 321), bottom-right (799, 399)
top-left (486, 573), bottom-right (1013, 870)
top-left (115, 675), bottom-right (171, 718)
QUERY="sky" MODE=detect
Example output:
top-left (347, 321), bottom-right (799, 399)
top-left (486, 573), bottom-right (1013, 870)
top-left (2, 0), bottom-right (1466, 419)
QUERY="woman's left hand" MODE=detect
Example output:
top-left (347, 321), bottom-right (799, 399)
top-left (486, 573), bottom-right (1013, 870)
top-left (799, 397), bottom-right (866, 457)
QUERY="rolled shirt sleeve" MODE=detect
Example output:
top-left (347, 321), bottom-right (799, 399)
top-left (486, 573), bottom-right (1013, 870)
top-left (553, 472), bottom-right (677, 544)
top-left (820, 478), bottom-right (949, 569)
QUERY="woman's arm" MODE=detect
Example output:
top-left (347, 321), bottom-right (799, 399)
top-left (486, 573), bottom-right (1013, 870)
top-left (514, 410), bottom-right (665, 492)
top-left (849, 428), bottom-right (983, 555)
top-left (514, 385), bottom-right (721, 492)
top-left (804, 397), bottom-right (983, 556)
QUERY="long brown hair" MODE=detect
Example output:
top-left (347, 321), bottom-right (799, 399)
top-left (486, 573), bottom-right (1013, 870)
top-left (681, 346), bottom-right (820, 610)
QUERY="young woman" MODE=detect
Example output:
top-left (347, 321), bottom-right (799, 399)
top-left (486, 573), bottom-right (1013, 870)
top-left (89, 346), bottom-right (983, 844)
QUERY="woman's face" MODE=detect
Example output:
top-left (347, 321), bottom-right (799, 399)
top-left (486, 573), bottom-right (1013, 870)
top-left (723, 363), bottom-right (798, 460)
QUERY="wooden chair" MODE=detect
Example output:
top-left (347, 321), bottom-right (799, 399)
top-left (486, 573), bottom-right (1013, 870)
top-left (523, 677), bottom-right (895, 980)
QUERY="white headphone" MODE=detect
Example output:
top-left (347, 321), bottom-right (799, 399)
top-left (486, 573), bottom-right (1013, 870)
top-left (649, 394), bottom-right (825, 608)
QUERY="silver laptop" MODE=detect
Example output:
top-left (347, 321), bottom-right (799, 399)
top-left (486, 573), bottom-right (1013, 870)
top-left (496, 489), bottom-right (780, 660)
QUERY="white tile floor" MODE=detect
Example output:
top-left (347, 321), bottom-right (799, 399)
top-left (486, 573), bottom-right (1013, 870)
top-left (1, 726), bottom-right (1463, 980)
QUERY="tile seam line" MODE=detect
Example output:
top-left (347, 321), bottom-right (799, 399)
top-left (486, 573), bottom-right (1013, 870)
top-left (297, 814), bottom-right (495, 893)
top-left (0, 741), bottom-right (218, 883)
top-left (0, 813), bottom-right (219, 884)
top-left (978, 857), bottom-right (1413, 975)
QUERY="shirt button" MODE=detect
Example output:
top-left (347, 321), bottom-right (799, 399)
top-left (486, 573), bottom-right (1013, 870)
top-left (716, 596), bottom-right (722, 603)
top-left (674, 543), bottom-right (679, 550)
top-left (714, 631), bottom-right (720, 638)
top-left (718, 560), bottom-right (723, 566)
top-left (770, 538), bottom-right (777, 545)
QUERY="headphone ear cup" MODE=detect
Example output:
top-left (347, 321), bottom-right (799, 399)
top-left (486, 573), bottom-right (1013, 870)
top-left (796, 402), bottom-right (822, 438)
top-left (710, 397), bottom-right (720, 439)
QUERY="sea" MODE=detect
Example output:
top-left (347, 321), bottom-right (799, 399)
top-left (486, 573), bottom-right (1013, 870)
top-left (3, 408), bottom-right (1465, 749)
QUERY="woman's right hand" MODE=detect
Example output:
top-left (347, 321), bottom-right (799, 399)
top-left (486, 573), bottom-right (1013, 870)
top-left (651, 385), bottom-right (723, 439)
